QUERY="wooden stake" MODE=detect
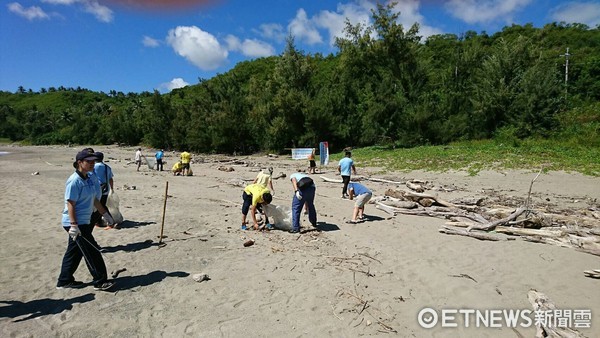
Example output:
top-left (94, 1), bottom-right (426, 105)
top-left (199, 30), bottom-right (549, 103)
top-left (159, 181), bottom-right (169, 245)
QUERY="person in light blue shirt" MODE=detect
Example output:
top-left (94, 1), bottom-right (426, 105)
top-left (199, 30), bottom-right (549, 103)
top-left (346, 182), bottom-right (372, 224)
top-left (337, 151), bottom-right (356, 198)
top-left (289, 171), bottom-right (317, 233)
top-left (57, 149), bottom-right (115, 291)
top-left (91, 152), bottom-right (114, 227)
top-left (155, 149), bottom-right (165, 171)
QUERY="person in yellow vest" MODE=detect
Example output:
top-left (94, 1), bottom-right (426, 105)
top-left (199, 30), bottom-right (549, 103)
top-left (171, 161), bottom-right (183, 176)
top-left (241, 183), bottom-right (273, 230)
top-left (180, 151), bottom-right (191, 176)
top-left (253, 167), bottom-right (275, 195)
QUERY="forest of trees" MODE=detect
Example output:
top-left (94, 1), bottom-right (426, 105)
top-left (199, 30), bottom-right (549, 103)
top-left (1, 4), bottom-right (599, 153)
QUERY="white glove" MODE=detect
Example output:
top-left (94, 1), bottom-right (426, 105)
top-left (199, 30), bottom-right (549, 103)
top-left (68, 226), bottom-right (81, 240)
top-left (102, 212), bottom-right (115, 226)
top-left (295, 190), bottom-right (302, 200)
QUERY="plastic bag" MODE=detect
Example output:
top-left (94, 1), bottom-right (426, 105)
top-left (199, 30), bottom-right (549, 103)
top-left (264, 204), bottom-right (292, 231)
top-left (105, 190), bottom-right (124, 224)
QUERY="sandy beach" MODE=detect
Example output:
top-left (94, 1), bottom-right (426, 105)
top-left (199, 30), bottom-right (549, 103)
top-left (0, 144), bottom-right (598, 337)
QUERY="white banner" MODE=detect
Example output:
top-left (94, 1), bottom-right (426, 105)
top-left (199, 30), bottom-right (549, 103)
top-left (291, 148), bottom-right (314, 160)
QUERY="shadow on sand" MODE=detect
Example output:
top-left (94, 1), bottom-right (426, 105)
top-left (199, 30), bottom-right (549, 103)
top-left (0, 294), bottom-right (95, 322)
top-left (113, 270), bottom-right (189, 291)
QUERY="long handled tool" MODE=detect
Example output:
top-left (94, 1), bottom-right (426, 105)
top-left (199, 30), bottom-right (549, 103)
top-left (158, 181), bottom-right (169, 247)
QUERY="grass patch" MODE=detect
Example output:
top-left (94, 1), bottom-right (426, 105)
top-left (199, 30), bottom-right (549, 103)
top-left (328, 139), bottom-right (600, 176)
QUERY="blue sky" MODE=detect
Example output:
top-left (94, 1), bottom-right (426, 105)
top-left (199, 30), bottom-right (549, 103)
top-left (1, 0), bottom-right (599, 94)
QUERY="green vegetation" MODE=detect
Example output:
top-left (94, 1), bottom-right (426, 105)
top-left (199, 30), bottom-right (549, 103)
top-left (0, 3), bottom-right (598, 175)
top-left (333, 139), bottom-right (600, 176)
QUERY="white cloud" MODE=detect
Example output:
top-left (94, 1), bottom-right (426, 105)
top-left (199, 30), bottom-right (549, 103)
top-left (550, 2), bottom-right (600, 28)
top-left (445, 0), bottom-right (533, 25)
top-left (288, 8), bottom-right (323, 45)
top-left (254, 23), bottom-right (286, 42)
top-left (41, 0), bottom-right (113, 22)
top-left (313, 0), bottom-right (372, 45)
top-left (159, 78), bottom-right (190, 92)
top-left (7, 2), bottom-right (49, 20)
top-left (82, 1), bottom-right (113, 23)
top-left (166, 26), bottom-right (228, 70)
top-left (142, 36), bottom-right (160, 47)
top-left (226, 35), bottom-right (275, 57)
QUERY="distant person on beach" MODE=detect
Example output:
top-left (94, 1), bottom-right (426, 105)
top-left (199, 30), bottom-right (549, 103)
top-left (91, 151), bottom-right (114, 228)
top-left (308, 148), bottom-right (316, 174)
top-left (57, 149), bottom-right (115, 291)
top-left (180, 151), bottom-right (191, 176)
top-left (289, 171), bottom-right (317, 233)
top-left (241, 183), bottom-right (272, 231)
top-left (155, 149), bottom-right (164, 171)
top-left (253, 167), bottom-right (275, 195)
top-left (135, 148), bottom-right (142, 171)
top-left (172, 161), bottom-right (183, 176)
top-left (346, 182), bottom-right (372, 224)
top-left (337, 151), bottom-right (356, 199)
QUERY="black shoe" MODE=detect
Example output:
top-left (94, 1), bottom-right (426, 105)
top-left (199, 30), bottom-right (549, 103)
top-left (56, 281), bottom-right (85, 289)
top-left (288, 228), bottom-right (300, 233)
top-left (93, 281), bottom-right (115, 291)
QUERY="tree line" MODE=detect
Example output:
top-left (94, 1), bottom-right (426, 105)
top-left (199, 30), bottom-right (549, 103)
top-left (1, 3), bottom-right (599, 153)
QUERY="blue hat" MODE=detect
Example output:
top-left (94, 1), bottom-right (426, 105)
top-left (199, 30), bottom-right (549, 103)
top-left (76, 149), bottom-right (98, 161)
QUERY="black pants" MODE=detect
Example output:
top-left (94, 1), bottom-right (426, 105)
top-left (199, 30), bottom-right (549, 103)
top-left (57, 224), bottom-right (108, 287)
top-left (342, 175), bottom-right (351, 196)
top-left (156, 158), bottom-right (163, 171)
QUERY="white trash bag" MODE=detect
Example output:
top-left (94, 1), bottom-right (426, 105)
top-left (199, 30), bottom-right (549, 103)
top-left (105, 190), bottom-right (124, 224)
top-left (264, 204), bottom-right (292, 231)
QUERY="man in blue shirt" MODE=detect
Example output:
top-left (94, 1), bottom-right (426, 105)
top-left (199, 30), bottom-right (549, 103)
top-left (347, 182), bottom-right (372, 224)
top-left (289, 171), bottom-right (317, 233)
top-left (337, 151), bottom-right (357, 199)
top-left (155, 149), bottom-right (165, 171)
top-left (91, 152), bottom-right (114, 228)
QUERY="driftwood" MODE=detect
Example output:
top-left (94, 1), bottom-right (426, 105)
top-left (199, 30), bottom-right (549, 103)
top-left (418, 198), bottom-right (434, 207)
top-left (439, 226), bottom-right (505, 241)
top-left (527, 289), bottom-right (586, 338)
top-left (378, 196), bottom-right (418, 209)
top-left (583, 269), bottom-right (600, 279)
top-left (406, 181), bottom-right (425, 192)
top-left (218, 166), bottom-right (235, 172)
top-left (494, 226), bottom-right (565, 238)
top-left (467, 208), bottom-right (526, 232)
top-left (366, 177), bottom-right (406, 185)
top-left (272, 172), bottom-right (286, 180)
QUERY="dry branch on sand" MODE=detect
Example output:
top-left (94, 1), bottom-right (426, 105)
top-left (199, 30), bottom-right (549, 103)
top-left (527, 289), bottom-right (587, 337)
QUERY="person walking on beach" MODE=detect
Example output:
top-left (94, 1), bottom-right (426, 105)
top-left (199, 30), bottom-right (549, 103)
top-left (135, 148), bottom-right (142, 172)
top-left (155, 149), bottom-right (164, 171)
top-left (57, 149), bottom-right (115, 291)
top-left (91, 152), bottom-right (114, 228)
top-left (289, 171), bottom-right (317, 233)
top-left (346, 182), bottom-right (372, 224)
top-left (241, 183), bottom-right (273, 230)
top-left (308, 149), bottom-right (317, 174)
top-left (180, 151), bottom-right (191, 176)
top-left (253, 167), bottom-right (275, 195)
top-left (338, 151), bottom-right (356, 199)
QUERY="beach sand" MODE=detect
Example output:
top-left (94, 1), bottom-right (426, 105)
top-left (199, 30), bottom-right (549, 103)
top-left (0, 144), bottom-right (598, 337)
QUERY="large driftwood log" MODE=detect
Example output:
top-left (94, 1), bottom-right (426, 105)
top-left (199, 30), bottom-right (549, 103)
top-left (527, 289), bottom-right (586, 338)
top-left (366, 177), bottom-right (406, 185)
top-left (376, 202), bottom-right (403, 215)
top-left (494, 226), bottom-right (565, 238)
top-left (467, 207), bottom-right (526, 232)
top-left (439, 226), bottom-right (505, 241)
top-left (379, 198), bottom-right (418, 209)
